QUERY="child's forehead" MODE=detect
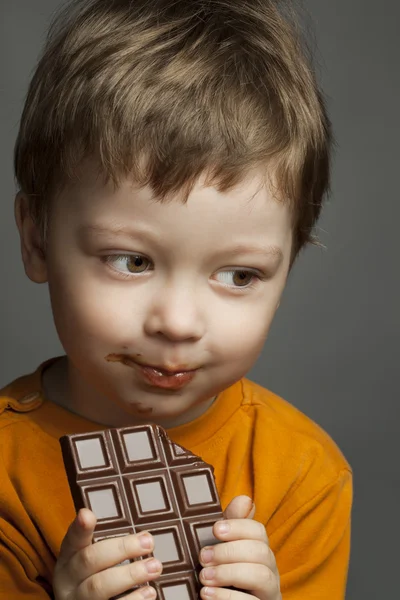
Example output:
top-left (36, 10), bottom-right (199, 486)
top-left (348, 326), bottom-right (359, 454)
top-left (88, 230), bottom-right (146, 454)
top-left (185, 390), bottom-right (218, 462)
top-left (62, 156), bottom-right (283, 210)
top-left (53, 162), bottom-right (293, 260)
top-left (55, 161), bottom-right (293, 266)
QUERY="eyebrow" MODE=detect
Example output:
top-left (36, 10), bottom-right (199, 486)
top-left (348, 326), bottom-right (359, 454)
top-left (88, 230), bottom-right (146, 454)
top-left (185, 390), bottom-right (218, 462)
top-left (80, 224), bottom-right (284, 263)
top-left (79, 223), bottom-right (154, 241)
top-left (224, 243), bottom-right (283, 262)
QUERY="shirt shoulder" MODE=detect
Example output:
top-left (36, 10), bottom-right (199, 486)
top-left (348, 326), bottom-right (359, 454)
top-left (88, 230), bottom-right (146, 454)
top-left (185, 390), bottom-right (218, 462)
top-left (0, 365), bottom-right (71, 591)
top-left (0, 372), bottom-right (44, 428)
top-left (241, 377), bottom-right (351, 469)
top-left (232, 379), bottom-right (352, 533)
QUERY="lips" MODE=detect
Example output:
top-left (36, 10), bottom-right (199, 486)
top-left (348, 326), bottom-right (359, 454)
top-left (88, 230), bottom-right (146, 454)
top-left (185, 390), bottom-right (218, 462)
top-left (139, 364), bottom-right (196, 375)
top-left (134, 357), bottom-right (199, 374)
top-left (105, 353), bottom-right (198, 374)
top-left (136, 364), bottom-right (197, 390)
top-left (105, 353), bottom-right (200, 390)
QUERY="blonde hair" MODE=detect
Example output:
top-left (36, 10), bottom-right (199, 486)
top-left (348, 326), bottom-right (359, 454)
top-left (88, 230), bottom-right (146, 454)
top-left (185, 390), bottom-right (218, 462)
top-left (14, 0), bottom-right (333, 262)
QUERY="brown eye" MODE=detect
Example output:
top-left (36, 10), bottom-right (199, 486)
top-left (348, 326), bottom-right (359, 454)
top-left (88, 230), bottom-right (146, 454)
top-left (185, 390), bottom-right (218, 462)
top-left (232, 270), bottom-right (254, 287)
top-left (105, 254), bottom-right (152, 276)
top-left (216, 269), bottom-right (260, 288)
top-left (126, 255), bottom-right (150, 273)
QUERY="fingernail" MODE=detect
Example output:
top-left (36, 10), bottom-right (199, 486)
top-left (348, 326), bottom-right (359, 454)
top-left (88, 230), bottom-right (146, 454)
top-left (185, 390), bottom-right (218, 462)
top-left (77, 509), bottom-right (88, 528)
top-left (146, 559), bottom-right (161, 573)
top-left (215, 521), bottom-right (229, 535)
top-left (202, 567), bottom-right (216, 582)
top-left (141, 586), bottom-right (156, 599)
top-left (203, 587), bottom-right (216, 597)
top-left (248, 502), bottom-right (256, 517)
top-left (201, 547), bottom-right (214, 564)
top-left (138, 533), bottom-right (152, 550)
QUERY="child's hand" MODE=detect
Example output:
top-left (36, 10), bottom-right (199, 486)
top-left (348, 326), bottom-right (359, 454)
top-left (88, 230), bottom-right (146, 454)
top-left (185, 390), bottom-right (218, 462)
top-left (199, 496), bottom-right (281, 600)
top-left (53, 508), bottom-right (162, 600)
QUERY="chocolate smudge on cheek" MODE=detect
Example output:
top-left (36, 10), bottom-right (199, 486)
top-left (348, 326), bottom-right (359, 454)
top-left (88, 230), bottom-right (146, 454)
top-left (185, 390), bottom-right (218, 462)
top-left (105, 353), bottom-right (142, 365)
top-left (105, 353), bottom-right (123, 363)
top-left (105, 353), bottom-right (134, 367)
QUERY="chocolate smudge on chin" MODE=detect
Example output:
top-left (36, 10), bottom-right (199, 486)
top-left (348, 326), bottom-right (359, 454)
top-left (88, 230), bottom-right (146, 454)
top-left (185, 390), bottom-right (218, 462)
top-left (105, 354), bottom-right (153, 414)
top-left (132, 403), bottom-right (153, 415)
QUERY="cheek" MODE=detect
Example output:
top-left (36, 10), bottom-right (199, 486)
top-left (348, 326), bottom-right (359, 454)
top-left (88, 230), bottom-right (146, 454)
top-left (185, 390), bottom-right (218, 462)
top-left (213, 303), bottom-right (274, 362)
top-left (47, 265), bottom-right (133, 344)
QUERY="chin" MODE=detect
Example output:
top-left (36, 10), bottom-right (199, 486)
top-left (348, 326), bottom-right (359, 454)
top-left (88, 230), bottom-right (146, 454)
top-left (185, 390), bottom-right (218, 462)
top-left (124, 401), bottom-right (182, 421)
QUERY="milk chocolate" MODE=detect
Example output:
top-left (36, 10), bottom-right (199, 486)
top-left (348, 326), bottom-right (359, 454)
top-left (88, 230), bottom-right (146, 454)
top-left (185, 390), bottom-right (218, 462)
top-left (60, 424), bottom-right (224, 599)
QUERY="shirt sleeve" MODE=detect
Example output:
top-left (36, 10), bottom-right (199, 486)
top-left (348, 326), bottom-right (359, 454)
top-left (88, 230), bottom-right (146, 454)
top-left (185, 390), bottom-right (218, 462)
top-left (0, 531), bottom-right (54, 599)
top-left (0, 425), bottom-right (55, 600)
top-left (269, 468), bottom-right (352, 599)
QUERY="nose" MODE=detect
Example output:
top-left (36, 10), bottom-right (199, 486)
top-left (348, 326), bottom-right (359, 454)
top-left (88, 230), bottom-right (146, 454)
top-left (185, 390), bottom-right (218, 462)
top-left (143, 279), bottom-right (205, 342)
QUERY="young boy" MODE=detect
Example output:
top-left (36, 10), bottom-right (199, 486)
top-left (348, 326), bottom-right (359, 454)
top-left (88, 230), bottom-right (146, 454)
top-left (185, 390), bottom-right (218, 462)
top-left (0, 0), bottom-right (352, 598)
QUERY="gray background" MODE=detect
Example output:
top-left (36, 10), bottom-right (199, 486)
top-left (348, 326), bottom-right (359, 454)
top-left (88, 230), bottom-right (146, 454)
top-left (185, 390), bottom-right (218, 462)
top-left (0, 0), bottom-right (399, 597)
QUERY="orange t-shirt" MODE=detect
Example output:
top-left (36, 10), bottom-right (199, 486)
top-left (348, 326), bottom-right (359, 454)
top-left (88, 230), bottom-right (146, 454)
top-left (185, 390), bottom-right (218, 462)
top-left (0, 358), bottom-right (352, 599)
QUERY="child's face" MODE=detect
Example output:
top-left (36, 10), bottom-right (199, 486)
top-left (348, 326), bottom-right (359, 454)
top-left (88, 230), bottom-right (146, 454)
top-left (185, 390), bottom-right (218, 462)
top-left (25, 163), bottom-right (293, 427)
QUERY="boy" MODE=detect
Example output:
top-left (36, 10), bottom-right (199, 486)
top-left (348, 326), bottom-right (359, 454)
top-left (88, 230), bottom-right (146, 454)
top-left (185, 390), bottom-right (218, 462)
top-left (0, 0), bottom-right (352, 598)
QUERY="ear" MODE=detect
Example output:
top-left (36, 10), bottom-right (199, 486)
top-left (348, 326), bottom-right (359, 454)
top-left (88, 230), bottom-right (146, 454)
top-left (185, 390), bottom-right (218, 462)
top-left (14, 193), bottom-right (48, 283)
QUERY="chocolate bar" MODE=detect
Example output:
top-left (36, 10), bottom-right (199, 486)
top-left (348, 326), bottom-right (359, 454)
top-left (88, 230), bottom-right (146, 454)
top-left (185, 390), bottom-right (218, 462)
top-left (60, 424), bottom-right (224, 599)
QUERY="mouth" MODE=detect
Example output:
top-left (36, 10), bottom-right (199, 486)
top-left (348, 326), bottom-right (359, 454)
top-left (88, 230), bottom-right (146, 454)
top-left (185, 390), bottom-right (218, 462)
top-left (106, 353), bottom-right (198, 373)
top-left (105, 353), bottom-right (200, 390)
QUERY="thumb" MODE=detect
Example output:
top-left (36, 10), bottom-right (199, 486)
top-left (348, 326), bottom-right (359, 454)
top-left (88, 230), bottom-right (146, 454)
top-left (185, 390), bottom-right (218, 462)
top-left (58, 508), bottom-right (97, 564)
top-left (223, 495), bottom-right (255, 520)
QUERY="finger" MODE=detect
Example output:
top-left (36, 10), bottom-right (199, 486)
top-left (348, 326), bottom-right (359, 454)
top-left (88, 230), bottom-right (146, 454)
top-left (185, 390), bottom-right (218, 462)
top-left (69, 531), bottom-right (155, 584)
top-left (58, 509), bottom-right (97, 564)
top-left (76, 556), bottom-right (162, 600)
top-left (199, 563), bottom-right (280, 597)
top-left (201, 587), bottom-right (257, 600)
top-left (213, 518), bottom-right (268, 544)
top-left (223, 496), bottom-right (254, 520)
top-left (200, 540), bottom-right (277, 573)
top-left (124, 585), bottom-right (157, 600)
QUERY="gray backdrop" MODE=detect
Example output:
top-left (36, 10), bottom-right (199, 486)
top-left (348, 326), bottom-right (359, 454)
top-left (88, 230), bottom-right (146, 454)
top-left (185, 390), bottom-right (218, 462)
top-left (1, 1), bottom-right (399, 598)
